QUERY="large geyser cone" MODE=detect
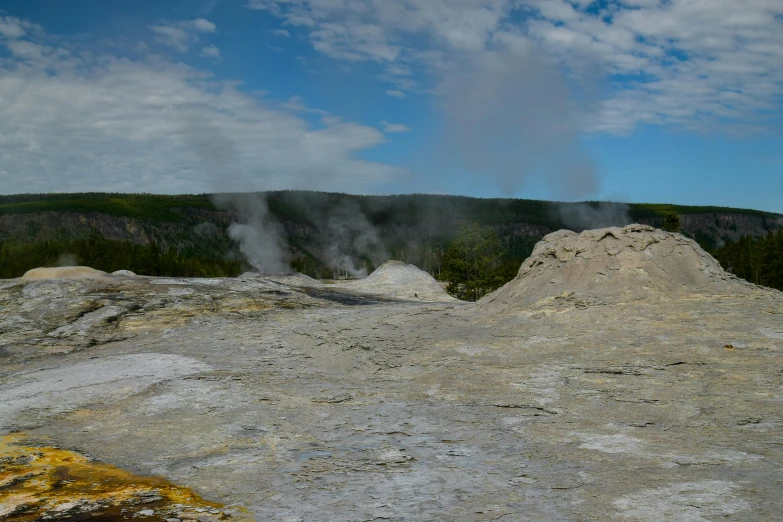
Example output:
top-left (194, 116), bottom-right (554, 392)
top-left (479, 224), bottom-right (756, 311)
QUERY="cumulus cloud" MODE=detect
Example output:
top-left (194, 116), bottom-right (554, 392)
top-left (243, 0), bottom-right (783, 199)
top-left (0, 23), bottom-right (402, 194)
top-left (151, 25), bottom-right (192, 51)
top-left (191, 18), bottom-right (217, 33)
top-left (151, 18), bottom-right (217, 52)
top-left (250, 0), bottom-right (599, 196)
top-left (200, 44), bottom-right (221, 60)
top-left (0, 16), bottom-right (35, 39)
top-left (251, 0), bottom-right (783, 136)
top-left (380, 121), bottom-right (411, 133)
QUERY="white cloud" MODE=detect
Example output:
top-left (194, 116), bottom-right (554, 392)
top-left (0, 16), bottom-right (32, 39)
top-left (249, 0), bottom-right (599, 196)
top-left (246, 0), bottom-right (279, 11)
top-left (151, 25), bottom-right (192, 52)
top-left (0, 25), bottom-right (401, 194)
top-left (191, 18), bottom-right (217, 33)
top-left (380, 121), bottom-right (411, 133)
top-left (200, 44), bottom-right (221, 60)
top-left (151, 18), bottom-right (218, 52)
top-left (525, 0), bottom-right (783, 133)
top-left (270, 28), bottom-right (290, 37)
top-left (279, 95), bottom-right (328, 115)
top-left (250, 0), bottom-right (783, 136)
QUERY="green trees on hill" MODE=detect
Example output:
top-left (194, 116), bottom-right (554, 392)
top-left (2, 192), bottom-right (782, 288)
top-left (662, 213), bottom-right (681, 232)
top-left (0, 238), bottom-right (243, 279)
top-left (441, 222), bottom-right (520, 302)
top-left (713, 231), bottom-right (783, 291)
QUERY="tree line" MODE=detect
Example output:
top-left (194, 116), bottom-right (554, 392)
top-left (0, 237), bottom-right (243, 279)
top-left (2, 219), bottom-right (781, 298)
top-left (713, 230), bottom-right (783, 291)
top-left (440, 222), bottom-right (521, 301)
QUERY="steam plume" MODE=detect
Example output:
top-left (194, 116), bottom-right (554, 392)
top-left (183, 115), bottom-right (289, 274)
top-left (215, 192), bottom-right (290, 274)
top-left (56, 253), bottom-right (79, 267)
top-left (437, 46), bottom-right (598, 198)
top-left (322, 199), bottom-right (387, 277)
top-left (284, 193), bottom-right (388, 277)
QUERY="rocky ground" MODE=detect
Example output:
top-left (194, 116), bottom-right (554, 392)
top-left (1, 228), bottom-right (783, 521)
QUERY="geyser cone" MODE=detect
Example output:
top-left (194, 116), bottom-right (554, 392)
top-left (22, 266), bottom-right (110, 280)
top-left (340, 260), bottom-right (456, 302)
top-left (480, 224), bottom-right (756, 311)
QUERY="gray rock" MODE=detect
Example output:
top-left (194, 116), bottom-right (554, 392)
top-left (1, 227), bottom-right (782, 521)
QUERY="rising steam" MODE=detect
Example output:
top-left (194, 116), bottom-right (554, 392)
top-left (183, 115), bottom-right (290, 274)
top-left (322, 199), bottom-right (387, 277)
top-left (283, 193), bottom-right (388, 277)
top-left (56, 253), bottom-right (79, 267)
top-left (215, 192), bottom-right (290, 274)
top-left (437, 46), bottom-right (599, 198)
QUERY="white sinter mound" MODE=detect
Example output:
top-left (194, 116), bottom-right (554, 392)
top-left (22, 266), bottom-right (111, 280)
top-left (340, 260), bottom-right (456, 302)
top-left (237, 272), bottom-right (324, 288)
top-left (480, 224), bottom-right (756, 311)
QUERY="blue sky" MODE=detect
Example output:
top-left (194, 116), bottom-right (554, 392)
top-left (0, 0), bottom-right (782, 212)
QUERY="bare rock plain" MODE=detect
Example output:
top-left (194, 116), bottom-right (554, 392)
top-left (1, 226), bottom-right (783, 521)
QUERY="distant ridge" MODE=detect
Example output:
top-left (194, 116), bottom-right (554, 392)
top-left (1, 191), bottom-right (781, 281)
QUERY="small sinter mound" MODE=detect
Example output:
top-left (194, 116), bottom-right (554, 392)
top-left (340, 260), bottom-right (456, 302)
top-left (480, 224), bottom-right (755, 311)
top-left (22, 266), bottom-right (110, 280)
top-left (237, 271), bottom-right (324, 288)
top-left (112, 269), bottom-right (137, 277)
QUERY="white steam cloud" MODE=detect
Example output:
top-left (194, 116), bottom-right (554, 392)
top-left (55, 253), bottom-right (79, 267)
top-left (284, 194), bottom-right (388, 278)
top-left (183, 116), bottom-right (289, 274)
top-left (558, 202), bottom-right (631, 231)
top-left (218, 193), bottom-right (290, 274)
top-left (322, 200), bottom-right (387, 277)
top-left (437, 47), bottom-right (598, 198)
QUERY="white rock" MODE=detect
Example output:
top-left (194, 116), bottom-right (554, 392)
top-left (339, 260), bottom-right (456, 302)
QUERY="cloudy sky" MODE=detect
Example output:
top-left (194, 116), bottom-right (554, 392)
top-left (1, 0), bottom-right (782, 211)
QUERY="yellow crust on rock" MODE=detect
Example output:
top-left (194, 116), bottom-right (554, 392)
top-left (0, 434), bottom-right (249, 521)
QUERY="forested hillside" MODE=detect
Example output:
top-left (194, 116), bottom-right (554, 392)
top-left (1, 192), bottom-right (781, 289)
top-left (714, 231), bottom-right (783, 290)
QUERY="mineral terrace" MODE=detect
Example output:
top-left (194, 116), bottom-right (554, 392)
top-left (1, 225), bottom-right (782, 521)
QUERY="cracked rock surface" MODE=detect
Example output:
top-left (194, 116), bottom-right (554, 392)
top-left (2, 227), bottom-right (783, 521)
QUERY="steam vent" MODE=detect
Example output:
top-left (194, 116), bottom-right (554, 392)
top-left (480, 224), bottom-right (757, 311)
